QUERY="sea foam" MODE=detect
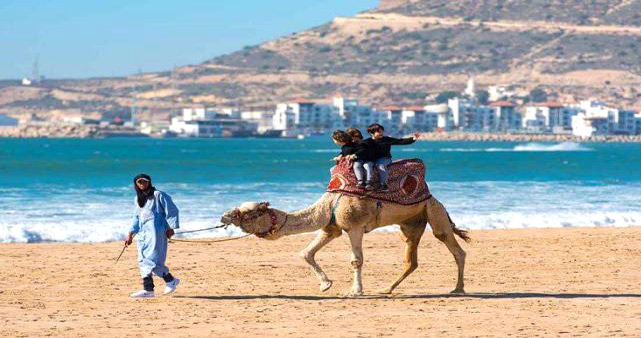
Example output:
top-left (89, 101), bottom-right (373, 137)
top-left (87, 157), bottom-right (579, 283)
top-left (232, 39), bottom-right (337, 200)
top-left (440, 142), bottom-right (593, 152)
top-left (1, 181), bottom-right (639, 243)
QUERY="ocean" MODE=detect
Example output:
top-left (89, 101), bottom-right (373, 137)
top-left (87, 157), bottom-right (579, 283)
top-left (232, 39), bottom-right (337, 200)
top-left (1, 137), bottom-right (640, 243)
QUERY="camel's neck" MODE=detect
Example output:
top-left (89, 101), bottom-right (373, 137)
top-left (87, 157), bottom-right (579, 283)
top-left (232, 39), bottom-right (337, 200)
top-left (274, 193), bottom-right (335, 237)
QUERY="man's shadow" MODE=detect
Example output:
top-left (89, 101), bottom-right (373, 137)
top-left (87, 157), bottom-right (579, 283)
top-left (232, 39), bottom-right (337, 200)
top-left (175, 292), bottom-right (641, 301)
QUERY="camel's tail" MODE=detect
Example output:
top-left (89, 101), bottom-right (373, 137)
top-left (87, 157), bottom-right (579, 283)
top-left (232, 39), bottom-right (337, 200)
top-left (447, 212), bottom-right (471, 243)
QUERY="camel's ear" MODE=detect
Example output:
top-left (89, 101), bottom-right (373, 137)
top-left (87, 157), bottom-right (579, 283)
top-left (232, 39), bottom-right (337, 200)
top-left (258, 202), bottom-right (270, 211)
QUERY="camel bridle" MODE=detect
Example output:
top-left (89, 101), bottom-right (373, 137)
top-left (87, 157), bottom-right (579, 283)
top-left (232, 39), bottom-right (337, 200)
top-left (232, 202), bottom-right (288, 238)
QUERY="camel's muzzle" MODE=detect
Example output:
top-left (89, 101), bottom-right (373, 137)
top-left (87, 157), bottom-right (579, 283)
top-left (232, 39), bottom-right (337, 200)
top-left (220, 212), bottom-right (235, 226)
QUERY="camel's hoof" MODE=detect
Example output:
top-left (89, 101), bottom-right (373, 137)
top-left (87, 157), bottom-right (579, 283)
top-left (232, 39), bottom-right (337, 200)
top-left (344, 290), bottom-right (364, 297)
top-left (450, 288), bottom-right (465, 295)
top-left (377, 288), bottom-right (393, 295)
top-left (320, 280), bottom-right (333, 292)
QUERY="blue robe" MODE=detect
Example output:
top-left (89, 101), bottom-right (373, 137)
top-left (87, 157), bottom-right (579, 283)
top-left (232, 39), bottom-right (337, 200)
top-left (129, 190), bottom-right (179, 278)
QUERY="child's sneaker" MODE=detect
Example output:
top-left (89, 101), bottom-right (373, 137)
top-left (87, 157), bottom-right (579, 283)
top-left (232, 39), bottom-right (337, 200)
top-left (164, 278), bottom-right (180, 295)
top-left (379, 184), bottom-right (390, 191)
top-left (130, 290), bottom-right (155, 298)
top-left (356, 181), bottom-right (366, 188)
top-left (365, 181), bottom-right (376, 190)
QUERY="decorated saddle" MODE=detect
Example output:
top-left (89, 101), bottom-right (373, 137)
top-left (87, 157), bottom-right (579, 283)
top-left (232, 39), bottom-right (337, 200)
top-left (327, 158), bottom-right (432, 205)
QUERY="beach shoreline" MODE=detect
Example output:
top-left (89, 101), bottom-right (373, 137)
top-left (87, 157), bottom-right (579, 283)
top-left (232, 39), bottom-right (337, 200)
top-left (2, 226), bottom-right (640, 337)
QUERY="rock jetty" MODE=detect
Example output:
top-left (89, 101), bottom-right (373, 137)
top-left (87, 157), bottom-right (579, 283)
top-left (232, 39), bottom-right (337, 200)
top-left (0, 124), bottom-right (147, 138)
top-left (416, 132), bottom-right (641, 143)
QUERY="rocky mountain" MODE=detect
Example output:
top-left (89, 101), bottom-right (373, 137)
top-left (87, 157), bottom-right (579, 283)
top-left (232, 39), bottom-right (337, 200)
top-left (2, 0), bottom-right (641, 121)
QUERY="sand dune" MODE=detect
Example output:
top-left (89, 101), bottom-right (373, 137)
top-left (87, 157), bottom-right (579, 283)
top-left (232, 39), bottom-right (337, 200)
top-left (1, 227), bottom-right (641, 337)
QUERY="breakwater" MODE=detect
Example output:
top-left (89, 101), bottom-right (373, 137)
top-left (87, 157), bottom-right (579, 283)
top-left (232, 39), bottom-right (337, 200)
top-left (416, 132), bottom-right (641, 143)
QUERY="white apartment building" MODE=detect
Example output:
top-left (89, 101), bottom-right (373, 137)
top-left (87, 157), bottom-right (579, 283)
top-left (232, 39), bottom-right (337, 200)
top-left (333, 97), bottom-right (384, 129)
top-left (423, 103), bottom-right (450, 130)
top-left (490, 101), bottom-right (522, 132)
top-left (572, 113), bottom-right (609, 137)
top-left (241, 111), bottom-right (275, 134)
top-left (488, 85), bottom-right (515, 101)
top-left (571, 100), bottom-right (640, 137)
top-left (170, 108), bottom-right (251, 137)
top-left (523, 102), bottom-right (580, 133)
top-left (182, 108), bottom-right (215, 121)
top-left (382, 107), bottom-right (403, 132)
top-left (273, 99), bottom-right (341, 132)
top-left (448, 98), bottom-right (495, 131)
top-left (402, 107), bottom-right (440, 132)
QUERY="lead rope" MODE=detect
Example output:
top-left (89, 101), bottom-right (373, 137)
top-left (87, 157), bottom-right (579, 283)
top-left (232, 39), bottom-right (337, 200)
top-left (169, 234), bottom-right (252, 244)
top-left (169, 223), bottom-right (251, 244)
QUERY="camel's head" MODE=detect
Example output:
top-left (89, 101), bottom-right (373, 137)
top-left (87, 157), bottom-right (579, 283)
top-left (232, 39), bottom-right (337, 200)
top-left (220, 202), bottom-right (280, 239)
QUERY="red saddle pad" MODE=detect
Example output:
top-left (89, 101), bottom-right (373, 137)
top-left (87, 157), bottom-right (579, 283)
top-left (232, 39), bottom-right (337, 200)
top-left (327, 158), bottom-right (432, 205)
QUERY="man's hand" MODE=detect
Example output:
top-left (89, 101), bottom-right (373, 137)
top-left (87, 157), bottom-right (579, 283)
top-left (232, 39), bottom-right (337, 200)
top-left (124, 232), bottom-right (134, 246)
top-left (166, 228), bottom-right (175, 239)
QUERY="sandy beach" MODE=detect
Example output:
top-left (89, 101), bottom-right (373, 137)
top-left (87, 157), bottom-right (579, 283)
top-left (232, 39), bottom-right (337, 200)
top-left (1, 227), bottom-right (640, 337)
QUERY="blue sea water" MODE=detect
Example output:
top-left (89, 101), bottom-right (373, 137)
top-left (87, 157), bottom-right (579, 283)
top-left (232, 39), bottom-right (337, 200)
top-left (1, 137), bottom-right (640, 243)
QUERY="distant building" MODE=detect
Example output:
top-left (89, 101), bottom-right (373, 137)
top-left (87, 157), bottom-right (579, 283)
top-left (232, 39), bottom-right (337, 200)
top-left (273, 99), bottom-right (341, 133)
top-left (490, 101), bottom-right (521, 132)
top-left (402, 106), bottom-right (440, 132)
top-left (241, 111), bottom-right (275, 134)
top-left (182, 108), bottom-right (215, 121)
top-left (572, 113), bottom-right (609, 137)
top-left (140, 121), bottom-right (171, 136)
top-left (523, 102), bottom-right (579, 133)
top-left (423, 103), bottom-right (450, 130)
top-left (333, 97), bottom-right (380, 129)
top-left (382, 106), bottom-right (403, 133)
top-left (170, 108), bottom-right (252, 137)
top-left (464, 76), bottom-right (475, 98)
top-left (488, 85), bottom-right (514, 101)
top-left (570, 100), bottom-right (639, 137)
top-left (0, 114), bottom-right (18, 127)
top-left (448, 98), bottom-right (495, 131)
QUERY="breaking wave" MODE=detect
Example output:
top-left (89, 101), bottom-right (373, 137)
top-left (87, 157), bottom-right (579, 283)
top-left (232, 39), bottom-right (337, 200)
top-left (1, 181), bottom-right (639, 243)
top-left (441, 142), bottom-right (593, 152)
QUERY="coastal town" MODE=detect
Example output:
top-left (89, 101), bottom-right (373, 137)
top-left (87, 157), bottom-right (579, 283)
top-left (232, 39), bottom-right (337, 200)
top-left (1, 78), bottom-right (641, 141)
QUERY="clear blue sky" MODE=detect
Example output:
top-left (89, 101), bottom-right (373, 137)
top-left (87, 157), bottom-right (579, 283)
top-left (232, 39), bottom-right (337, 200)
top-left (0, 0), bottom-right (378, 79)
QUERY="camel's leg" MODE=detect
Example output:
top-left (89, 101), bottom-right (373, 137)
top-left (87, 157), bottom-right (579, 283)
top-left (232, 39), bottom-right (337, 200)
top-left (427, 198), bottom-right (466, 294)
top-left (346, 227), bottom-right (365, 297)
top-left (379, 219), bottom-right (426, 294)
top-left (299, 227), bottom-right (341, 292)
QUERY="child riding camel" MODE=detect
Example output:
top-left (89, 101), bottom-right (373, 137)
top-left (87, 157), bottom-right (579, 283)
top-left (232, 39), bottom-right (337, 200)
top-left (331, 130), bottom-right (375, 189)
top-left (365, 124), bottom-right (420, 191)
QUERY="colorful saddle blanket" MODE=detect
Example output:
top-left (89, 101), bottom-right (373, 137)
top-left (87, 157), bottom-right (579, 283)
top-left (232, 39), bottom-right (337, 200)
top-left (327, 158), bottom-right (431, 205)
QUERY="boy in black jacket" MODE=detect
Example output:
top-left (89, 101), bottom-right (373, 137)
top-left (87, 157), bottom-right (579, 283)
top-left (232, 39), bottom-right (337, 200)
top-left (332, 130), bottom-right (374, 188)
top-left (365, 124), bottom-right (420, 191)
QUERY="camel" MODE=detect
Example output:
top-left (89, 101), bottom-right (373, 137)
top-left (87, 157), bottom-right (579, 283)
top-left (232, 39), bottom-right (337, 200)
top-left (220, 192), bottom-right (470, 296)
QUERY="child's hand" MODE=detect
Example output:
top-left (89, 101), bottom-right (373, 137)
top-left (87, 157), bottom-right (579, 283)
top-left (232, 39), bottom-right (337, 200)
top-left (348, 154), bottom-right (357, 160)
top-left (412, 132), bottom-right (421, 140)
top-left (332, 156), bottom-right (342, 162)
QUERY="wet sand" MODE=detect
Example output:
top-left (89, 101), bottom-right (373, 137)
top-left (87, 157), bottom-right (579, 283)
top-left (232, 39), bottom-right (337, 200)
top-left (1, 227), bottom-right (640, 337)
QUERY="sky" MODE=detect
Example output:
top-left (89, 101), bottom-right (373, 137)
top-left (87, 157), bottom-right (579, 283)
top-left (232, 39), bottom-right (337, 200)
top-left (0, 0), bottom-right (378, 80)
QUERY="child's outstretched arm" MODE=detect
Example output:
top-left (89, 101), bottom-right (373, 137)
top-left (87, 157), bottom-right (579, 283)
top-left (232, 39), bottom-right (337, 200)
top-left (390, 134), bottom-right (417, 145)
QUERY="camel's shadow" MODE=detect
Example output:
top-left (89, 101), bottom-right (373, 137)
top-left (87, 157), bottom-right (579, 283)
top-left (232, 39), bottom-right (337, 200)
top-left (175, 292), bottom-right (641, 301)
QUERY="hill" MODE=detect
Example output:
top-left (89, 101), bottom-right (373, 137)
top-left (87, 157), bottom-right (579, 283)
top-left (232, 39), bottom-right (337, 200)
top-left (2, 0), bottom-right (641, 121)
